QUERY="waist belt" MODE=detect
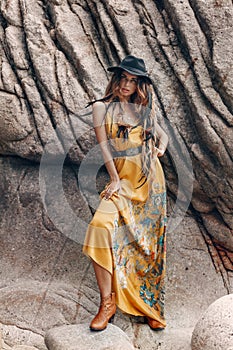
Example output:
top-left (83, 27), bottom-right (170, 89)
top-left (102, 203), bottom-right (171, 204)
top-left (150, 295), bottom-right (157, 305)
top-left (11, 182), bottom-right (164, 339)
top-left (111, 145), bottom-right (142, 158)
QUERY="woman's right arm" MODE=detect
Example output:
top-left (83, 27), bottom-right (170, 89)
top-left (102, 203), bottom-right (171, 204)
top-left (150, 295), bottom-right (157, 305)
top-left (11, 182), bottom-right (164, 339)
top-left (92, 102), bottom-right (121, 200)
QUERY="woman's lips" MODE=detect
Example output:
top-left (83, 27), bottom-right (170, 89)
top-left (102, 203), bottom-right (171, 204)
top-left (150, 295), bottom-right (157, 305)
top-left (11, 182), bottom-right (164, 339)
top-left (122, 88), bottom-right (130, 93)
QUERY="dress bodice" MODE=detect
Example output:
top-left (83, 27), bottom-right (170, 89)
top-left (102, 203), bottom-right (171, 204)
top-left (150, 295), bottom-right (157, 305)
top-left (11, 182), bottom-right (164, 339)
top-left (105, 111), bottom-right (144, 152)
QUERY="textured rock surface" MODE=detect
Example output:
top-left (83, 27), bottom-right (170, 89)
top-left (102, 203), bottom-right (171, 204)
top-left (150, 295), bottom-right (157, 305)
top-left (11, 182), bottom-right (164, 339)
top-left (11, 347), bottom-right (39, 350)
top-left (0, 0), bottom-right (233, 349)
top-left (0, 158), bottom-right (229, 349)
top-left (45, 324), bottom-right (135, 350)
top-left (191, 294), bottom-right (233, 350)
top-left (0, 0), bottom-right (232, 254)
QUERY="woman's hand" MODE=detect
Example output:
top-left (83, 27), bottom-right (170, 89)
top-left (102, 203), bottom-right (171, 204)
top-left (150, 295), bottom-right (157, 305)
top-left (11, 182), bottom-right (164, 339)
top-left (154, 147), bottom-right (165, 157)
top-left (103, 180), bottom-right (121, 200)
top-left (154, 121), bottom-right (168, 157)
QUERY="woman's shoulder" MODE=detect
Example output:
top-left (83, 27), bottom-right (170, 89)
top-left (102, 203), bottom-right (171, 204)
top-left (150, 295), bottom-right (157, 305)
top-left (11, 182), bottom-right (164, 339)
top-left (92, 100), bottom-right (105, 107)
top-left (92, 100), bottom-right (107, 112)
top-left (92, 101), bottom-right (109, 123)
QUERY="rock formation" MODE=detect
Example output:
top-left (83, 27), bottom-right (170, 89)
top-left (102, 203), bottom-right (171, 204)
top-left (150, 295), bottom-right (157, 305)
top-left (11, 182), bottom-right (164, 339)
top-left (0, 0), bottom-right (232, 349)
top-left (1, 0), bottom-right (232, 252)
top-left (191, 294), bottom-right (233, 350)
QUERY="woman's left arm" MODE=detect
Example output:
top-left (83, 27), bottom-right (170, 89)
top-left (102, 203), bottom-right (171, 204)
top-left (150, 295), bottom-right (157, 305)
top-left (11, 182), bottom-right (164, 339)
top-left (154, 122), bottom-right (169, 157)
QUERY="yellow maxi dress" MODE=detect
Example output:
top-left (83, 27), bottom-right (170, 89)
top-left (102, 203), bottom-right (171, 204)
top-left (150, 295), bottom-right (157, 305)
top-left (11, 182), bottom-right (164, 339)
top-left (83, 111), bottom-right (167, 326)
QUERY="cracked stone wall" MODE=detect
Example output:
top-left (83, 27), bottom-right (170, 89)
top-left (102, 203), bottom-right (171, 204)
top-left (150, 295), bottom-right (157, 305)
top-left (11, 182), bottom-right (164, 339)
top-left (0, 0), bottom-right (233, 349)
top-left (0, 0), bottom-right (232, 251)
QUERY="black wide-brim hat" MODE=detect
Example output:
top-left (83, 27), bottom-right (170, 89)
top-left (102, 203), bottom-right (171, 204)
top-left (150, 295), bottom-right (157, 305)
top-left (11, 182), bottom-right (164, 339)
top-left (107, 55), bottom-right (152, 83)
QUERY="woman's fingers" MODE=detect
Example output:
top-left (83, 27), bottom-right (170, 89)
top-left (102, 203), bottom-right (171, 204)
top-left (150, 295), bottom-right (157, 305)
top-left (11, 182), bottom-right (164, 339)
top-left (104, 183), bottom-right (121, 200)
top-left (154, 147), bottom-right (165, 157)
top-left (104, 187), bottom-right (112, 200)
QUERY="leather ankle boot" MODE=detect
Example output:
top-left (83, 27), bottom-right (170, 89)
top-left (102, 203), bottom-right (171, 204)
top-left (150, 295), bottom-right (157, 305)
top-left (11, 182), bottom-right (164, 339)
top-left (90, 292), bottom-right (116, 331)
top-left (146, 316), bottom-right (165, 331)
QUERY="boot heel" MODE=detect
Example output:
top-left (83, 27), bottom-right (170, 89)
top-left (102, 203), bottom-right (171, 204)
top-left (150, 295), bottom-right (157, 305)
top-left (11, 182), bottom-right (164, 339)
top-left (109, 314), bottom-right (115, 323)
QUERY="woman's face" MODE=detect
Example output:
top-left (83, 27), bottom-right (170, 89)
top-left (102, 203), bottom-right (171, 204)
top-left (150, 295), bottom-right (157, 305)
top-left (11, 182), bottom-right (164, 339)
top-left (119, 71), bottom-right (138, 100)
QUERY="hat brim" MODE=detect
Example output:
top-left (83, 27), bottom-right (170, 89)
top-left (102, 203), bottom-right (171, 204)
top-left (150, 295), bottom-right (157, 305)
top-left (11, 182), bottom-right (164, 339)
top-left (107, 66), bottom-right (152, 83)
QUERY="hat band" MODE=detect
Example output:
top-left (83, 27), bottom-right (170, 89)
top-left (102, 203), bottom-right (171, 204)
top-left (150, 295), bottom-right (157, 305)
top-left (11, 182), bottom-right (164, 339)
top-left (119, 65), bottom-right (148, 76)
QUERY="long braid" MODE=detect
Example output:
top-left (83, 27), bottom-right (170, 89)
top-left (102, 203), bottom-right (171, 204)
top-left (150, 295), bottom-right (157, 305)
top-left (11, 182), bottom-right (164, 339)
top-left (141, 85), bottom-right (157, 179)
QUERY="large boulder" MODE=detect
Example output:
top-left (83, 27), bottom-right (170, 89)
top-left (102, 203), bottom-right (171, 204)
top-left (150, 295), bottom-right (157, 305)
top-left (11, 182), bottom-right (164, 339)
top-left (44, 324), bottom-right (135, 350)
top-left (191, 294), bottom-right (233, 350)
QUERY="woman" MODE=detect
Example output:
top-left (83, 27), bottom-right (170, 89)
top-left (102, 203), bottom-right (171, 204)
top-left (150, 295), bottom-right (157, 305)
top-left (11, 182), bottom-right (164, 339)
top-left (83, 55), bottom-right (168, 332)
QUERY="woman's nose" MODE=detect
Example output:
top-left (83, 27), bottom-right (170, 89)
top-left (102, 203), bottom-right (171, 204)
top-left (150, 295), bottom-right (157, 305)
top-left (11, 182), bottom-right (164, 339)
top-left (124, 78), bottom-right (130, 86)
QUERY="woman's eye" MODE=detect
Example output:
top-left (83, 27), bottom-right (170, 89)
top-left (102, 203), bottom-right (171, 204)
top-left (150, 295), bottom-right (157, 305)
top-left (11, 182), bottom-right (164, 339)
top-left (120, 76), bottom-right (138, 84)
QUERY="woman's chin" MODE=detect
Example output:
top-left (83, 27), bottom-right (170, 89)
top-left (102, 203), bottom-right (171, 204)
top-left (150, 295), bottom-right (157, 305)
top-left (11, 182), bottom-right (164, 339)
top-left (119, 93), bottom-right (131, 101)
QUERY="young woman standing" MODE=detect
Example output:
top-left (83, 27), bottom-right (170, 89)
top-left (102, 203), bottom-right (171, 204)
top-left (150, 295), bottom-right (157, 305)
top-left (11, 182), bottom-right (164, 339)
top-left (83, 55), bottom-right (168, 331)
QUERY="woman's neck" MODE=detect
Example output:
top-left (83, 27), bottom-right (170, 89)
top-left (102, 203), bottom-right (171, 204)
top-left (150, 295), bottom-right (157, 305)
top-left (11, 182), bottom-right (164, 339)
top-left (119, 96), bottom-right (130, 103)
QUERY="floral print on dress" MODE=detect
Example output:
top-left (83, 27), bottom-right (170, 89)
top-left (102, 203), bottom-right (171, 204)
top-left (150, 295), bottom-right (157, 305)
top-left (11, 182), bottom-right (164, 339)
top-left (112, 179), bottom-right (166, 318)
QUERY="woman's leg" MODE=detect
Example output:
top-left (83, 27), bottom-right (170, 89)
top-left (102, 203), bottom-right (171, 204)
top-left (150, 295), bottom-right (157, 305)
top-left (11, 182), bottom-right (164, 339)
top-left (92, 260), bottom-right (112, 297)
top-left (90, 260), bottom-right (116, 331)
